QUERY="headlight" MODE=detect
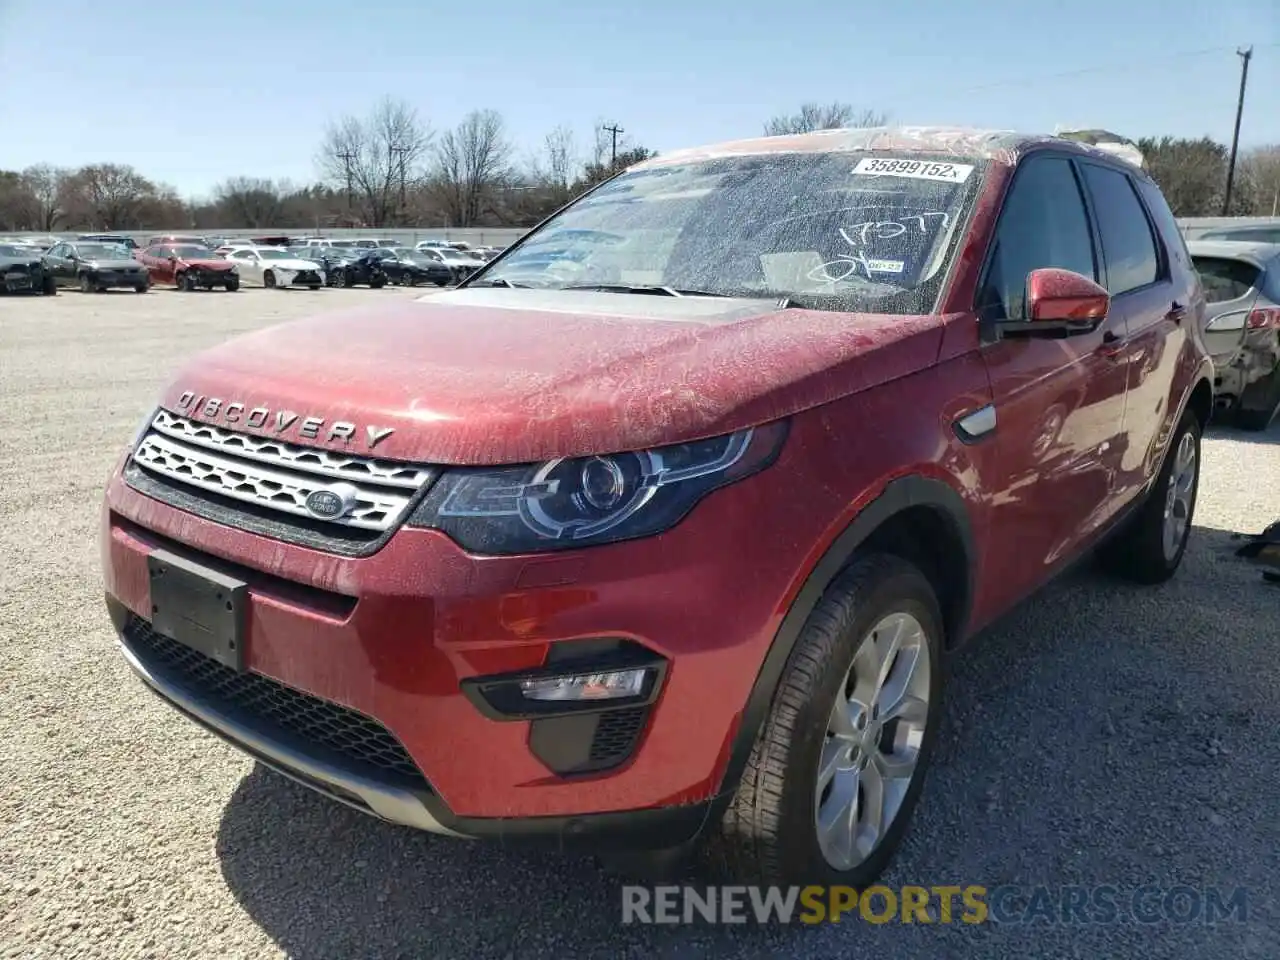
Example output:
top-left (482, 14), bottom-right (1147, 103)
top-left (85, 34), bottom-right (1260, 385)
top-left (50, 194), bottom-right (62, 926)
top-left (408, 421), bottom-right (788, 554)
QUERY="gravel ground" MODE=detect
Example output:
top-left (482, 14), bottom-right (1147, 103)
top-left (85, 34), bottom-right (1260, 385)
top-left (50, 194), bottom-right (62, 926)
top-left (1, 287), bottom-right (1278, 959)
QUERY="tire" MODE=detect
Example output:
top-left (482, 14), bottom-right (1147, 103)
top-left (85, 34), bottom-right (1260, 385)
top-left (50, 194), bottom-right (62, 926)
top-left (79, 274), bottom-right (94, 294)
top-left (1235, 371), bottom-right (1280, 432)
top-left (41, 274), bottom-right (57, 296)
top-left (710, 553), bottom-right (945, 886)
top-left (435, 279), bottom-right (448, 287)
top-left (1098, 408), bottom-right (1201, 584)
top-left (370, 277), bottom-right (386, 289)
top-left (224, 276), bottom-right (240, 292)
top-left (263, 270), bottom-right (276, 289)
top-left (175, 272), bottom-right (189, 292)
top-left (308, 284), bottom-right (321, 291)
top-left (134, 283), bottom-right (149, 294)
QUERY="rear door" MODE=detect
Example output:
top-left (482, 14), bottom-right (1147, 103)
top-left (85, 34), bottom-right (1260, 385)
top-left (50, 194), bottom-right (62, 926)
top-left (1076, 163), bottom-right (1187, 506)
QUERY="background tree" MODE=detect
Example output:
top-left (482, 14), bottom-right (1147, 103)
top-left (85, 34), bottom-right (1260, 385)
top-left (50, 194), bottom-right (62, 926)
top-left (316, 97), bottom-right (432, 227)
top-left (1138, 137), bottom-right (1233, 217)
top-left (1239, 145), bottom-right (1280, 218)
top-left (763, 102), bottom-right (886, 136)
top-left (58, 164), bottom-right (157, 229)
top-left (573, 145), bottom-right (655, 193)
top-left (212, 177), bottom-right (284, 228)
top-left (20, 165), bottom-right (68, 231)
top-left (433, 109), bottom-right (514, 227)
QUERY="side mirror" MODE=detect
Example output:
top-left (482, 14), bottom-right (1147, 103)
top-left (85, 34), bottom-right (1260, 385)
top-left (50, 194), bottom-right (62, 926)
top-left (997, 268), bottom-right (1110, 339)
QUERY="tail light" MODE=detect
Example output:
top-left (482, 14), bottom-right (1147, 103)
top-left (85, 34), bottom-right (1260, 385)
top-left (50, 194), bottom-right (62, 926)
top-left (1247, 308), bottom-right (1280, 330)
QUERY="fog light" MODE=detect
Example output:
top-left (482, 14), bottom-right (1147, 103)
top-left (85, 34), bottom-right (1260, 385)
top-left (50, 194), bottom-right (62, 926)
top-left (519, 668), bottom-right (649, 702)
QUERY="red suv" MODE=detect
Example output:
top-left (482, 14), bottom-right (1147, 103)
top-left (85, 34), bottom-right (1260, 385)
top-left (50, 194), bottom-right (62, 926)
top-left (101, 127), bottom-right (1212, 886)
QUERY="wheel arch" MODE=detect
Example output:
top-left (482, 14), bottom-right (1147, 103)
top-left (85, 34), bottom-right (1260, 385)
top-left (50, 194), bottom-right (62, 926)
top-left (713, 474), bottom-right (976, 802)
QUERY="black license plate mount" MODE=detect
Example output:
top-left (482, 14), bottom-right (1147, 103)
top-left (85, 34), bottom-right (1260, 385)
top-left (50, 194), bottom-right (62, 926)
top-left (147, 548), bottom-right (247, 672)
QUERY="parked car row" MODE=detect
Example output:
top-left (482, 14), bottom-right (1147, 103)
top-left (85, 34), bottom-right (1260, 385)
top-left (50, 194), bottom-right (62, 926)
top-left (0, 234), bottom-right (501, 295)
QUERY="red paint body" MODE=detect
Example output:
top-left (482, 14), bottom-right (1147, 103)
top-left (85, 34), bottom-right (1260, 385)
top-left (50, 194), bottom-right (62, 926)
top-left (101, 129), bottom-right (1213, 832)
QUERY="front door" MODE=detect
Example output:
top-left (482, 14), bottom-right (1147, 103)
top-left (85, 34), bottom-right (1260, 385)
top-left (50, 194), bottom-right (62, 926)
top-left (975, 154), bottom-right (1131, 615)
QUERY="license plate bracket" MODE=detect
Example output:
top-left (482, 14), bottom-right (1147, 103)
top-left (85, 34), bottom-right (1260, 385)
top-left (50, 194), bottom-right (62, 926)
top-left (147, 549), bottom-right (247, 672)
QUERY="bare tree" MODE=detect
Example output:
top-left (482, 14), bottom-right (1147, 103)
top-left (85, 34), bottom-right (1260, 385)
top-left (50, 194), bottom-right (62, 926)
top-left (525, 124), bottom-right (580, 208)
top-left (213, 176), bottom-right (284, 227)
top-left (316, 97), bottom-right (432, 227)
top-left (763, 102), bottom-right (887, 136)
top-left (434, 109), bottom-right (514, 227)
top-left (20, 164), bottom-right (68, 231)
top-left (60, 164), bottom-right (156, 229)
top-left (1138, 137), bottom-right (1232, 216)
top-left (1240, 145), bottom-right (1280, 217)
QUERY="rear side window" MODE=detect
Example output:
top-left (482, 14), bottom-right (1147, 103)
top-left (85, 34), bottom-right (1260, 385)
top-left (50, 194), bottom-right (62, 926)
top-left (1192, 256), bottom-right (1261, 303)
top-left (1079, 164), bottom-right (1159, 294)
top-left (1135, 179), bottom-right (1191, 269)
top-left (979, 156), bottom-right (1096, 321)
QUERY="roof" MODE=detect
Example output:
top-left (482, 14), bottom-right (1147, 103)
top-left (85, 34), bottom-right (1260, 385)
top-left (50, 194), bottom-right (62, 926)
top-left (1185, 239), bottom-right (1280, 265)
top-left (631, 124), bottom-right (1148, 171)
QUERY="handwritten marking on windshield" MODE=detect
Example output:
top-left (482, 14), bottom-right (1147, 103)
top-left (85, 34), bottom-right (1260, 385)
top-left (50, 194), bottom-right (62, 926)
top-left (838, 212), bottom-right (950, 245)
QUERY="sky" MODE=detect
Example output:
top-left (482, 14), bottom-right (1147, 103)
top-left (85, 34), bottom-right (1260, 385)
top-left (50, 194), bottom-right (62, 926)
top-left (0, 0), bottom-right (1276, 198)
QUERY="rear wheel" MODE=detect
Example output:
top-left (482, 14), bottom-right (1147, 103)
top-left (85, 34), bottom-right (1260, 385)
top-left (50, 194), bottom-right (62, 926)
top-left (1098, 408), bottom-right (1201, 583)
top-left (710, 553), bottom-right (944, 885)
top-left (41, 274), bottom-right (57, 296)
top-left (224, 276), bottom-right (240, 292)
top-left (370, 276), bottom-right (386, 289)
top-left (435, 278), bottom-right (448, 287)
top-left (134, 282), bottom-right (149, 293)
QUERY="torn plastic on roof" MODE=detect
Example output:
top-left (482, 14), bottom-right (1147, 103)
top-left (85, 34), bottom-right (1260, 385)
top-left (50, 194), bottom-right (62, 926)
top-left (1053, 127), bottom-right (1147, 170)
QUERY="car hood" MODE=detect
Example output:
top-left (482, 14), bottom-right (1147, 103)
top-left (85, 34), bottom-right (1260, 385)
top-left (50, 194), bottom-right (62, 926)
top-left (180, 258), bottom-right (234, 270)
top-left (84, 258), bottom-right (143, 270)
top-left (0, 255), bottom-right (41, 267)
top-left (158, 287), bottom-right (944, 465)
top-left (263, 259), bottom-right (322, 270)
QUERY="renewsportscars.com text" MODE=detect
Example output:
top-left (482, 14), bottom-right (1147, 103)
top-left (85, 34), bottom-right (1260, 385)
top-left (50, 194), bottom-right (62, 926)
top-left (621, 884), bottom-right (1249, 926)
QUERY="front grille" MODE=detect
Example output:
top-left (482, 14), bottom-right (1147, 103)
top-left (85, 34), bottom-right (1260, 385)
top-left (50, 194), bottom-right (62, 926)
top-left (128, 411), bottom-right (437, 549)
top-left (124, 615), bottom-right (428, 786)
top-left (291, 270), bottom-right (321, 284)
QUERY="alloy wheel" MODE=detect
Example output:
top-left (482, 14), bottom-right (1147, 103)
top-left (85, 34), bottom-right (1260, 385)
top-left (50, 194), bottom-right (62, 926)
top-left (1162, 431), bottom-right (1197, 561)
top-left (815, 611), bottom-right (932, 871)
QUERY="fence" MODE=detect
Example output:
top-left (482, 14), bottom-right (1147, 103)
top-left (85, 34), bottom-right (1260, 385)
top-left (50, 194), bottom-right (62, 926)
top-left (23, 227), bottom-right (532, 248)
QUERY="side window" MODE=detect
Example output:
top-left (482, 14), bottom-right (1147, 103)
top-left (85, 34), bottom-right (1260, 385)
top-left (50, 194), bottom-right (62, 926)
top-left (1079, 164), bottom-right (1160, 295)
top-left (1191, 256), bottom-right (1260, 303)
top-left (980, 156), bottom-right (1096, 321)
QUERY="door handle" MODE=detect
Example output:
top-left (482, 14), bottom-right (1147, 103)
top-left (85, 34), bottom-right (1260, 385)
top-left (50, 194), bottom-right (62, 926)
top-left (1098, 330), bottom-right (1125, 359)
top-left (1167, 302), bottom-right (1186, 324)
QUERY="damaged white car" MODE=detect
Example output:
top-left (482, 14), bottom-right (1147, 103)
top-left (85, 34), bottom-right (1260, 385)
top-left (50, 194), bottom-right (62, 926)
top-left (222, 247), bottom-right (325, 290)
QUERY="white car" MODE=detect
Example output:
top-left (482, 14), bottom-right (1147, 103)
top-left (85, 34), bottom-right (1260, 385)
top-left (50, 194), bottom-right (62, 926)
top-left (222, 247), bottom-right (325, 289)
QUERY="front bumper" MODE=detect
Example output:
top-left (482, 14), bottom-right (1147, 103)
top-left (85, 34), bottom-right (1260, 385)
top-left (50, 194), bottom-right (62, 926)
top-left (88, 271), bottom-right (148, 288)
top-left (100, 423), bottom-right (829, 844)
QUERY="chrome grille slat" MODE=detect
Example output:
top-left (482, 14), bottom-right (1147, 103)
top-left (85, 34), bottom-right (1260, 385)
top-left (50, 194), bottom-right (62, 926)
top-left (129, 412), bottom-right (436, 534)
top-left (149, 410), bottom-right (429, 488)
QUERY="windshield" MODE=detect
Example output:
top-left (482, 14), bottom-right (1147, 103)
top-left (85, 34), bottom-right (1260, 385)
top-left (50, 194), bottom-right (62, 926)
top-left (256, 249), bottom-right (294, 260)
top-left (75, 244), bottom-right (130, 259)
top-left (169, 245), bottom-right (209, 258)
top-left (483, 152), bottom-right (984, 313)
top-left (0, 245), bottom-right (26, 257)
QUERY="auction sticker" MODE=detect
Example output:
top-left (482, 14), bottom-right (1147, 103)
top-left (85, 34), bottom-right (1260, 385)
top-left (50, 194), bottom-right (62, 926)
top-left (853, 157), bottom-right (974, 183)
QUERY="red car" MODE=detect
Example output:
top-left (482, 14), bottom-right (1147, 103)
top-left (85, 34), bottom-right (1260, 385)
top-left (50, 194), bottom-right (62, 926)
top-left (138, 243), bottom-right (239, 291)
top-left (101, 127), bottom-right (1212, 886)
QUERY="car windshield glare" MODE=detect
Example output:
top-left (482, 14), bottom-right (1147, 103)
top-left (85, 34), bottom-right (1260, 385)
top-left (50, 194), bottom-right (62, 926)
top-left (169, 246), bottom-right (208, 258)
top-left (483, 153), bottom-right (984, 313)
top-left (76, 244), bottom-right (128, 259)
top-left (257, 249), bottom-right (291, 260)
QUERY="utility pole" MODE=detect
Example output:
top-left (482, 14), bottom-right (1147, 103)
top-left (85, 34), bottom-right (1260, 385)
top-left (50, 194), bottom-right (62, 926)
top-left (337, 151), bottom-right (355, 221)
top-left (1222, 45), bottom-right (1252, 216)
top-left (390, 144), bottom-right (408, 225)
top-left (602, 123), bottom-right (624, 166)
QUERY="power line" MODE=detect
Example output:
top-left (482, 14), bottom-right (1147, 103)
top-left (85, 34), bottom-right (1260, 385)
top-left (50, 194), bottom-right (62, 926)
top-left (941, 42), bottom-right (1277, 96)
top-left (1222, 46), bottom-right (1253, 215)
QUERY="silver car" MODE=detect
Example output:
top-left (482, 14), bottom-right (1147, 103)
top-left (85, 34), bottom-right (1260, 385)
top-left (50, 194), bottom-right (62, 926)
top-left (1188, 240), bottom-right (1280, 430)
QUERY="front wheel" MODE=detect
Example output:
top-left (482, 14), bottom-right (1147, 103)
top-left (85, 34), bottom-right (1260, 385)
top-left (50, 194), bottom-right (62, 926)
top-left (134, 283), bottom-right (149, 293)
top-left (1098, 408), bottom-right (1201, 583)
top-left (78, 274), bottom-right (94, 294)
top-left (711, 553), bottom-right (944, 886)
top-left (263, 270), bottom-right (276, 289)
top-left (41, 274), bottom-right (57, 296)
top-left (224, 276), bottom-right (240, 292)
top-left (370, 277), bottom-right (386, 289)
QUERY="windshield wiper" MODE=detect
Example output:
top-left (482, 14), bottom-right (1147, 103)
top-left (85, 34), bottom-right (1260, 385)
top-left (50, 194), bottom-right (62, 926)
top-left (471, 277), bottom-right (529, 288)
top-left (559, 283), bottom-right (728, 298)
